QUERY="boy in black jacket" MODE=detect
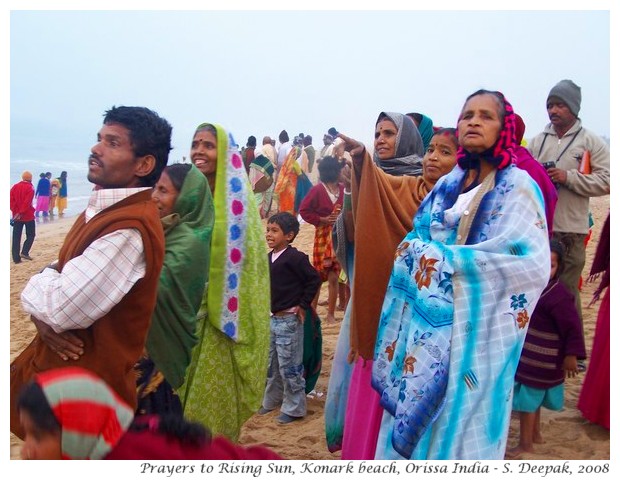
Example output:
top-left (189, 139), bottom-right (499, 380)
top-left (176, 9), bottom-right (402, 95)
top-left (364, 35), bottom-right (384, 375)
top-left (259, 212), bottom-right (321, 424)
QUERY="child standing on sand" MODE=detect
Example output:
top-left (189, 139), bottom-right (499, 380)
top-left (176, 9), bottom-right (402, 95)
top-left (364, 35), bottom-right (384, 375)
top-left (508, 239), bottom-right (586, 457)
top-left (259, 212), bottom-right (321, 424)
top-left (299, 156), bottom-right (344, 324)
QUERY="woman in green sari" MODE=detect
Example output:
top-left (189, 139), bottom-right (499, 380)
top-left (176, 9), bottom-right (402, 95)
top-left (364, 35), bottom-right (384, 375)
top-left (179, 123), bottom-right (271, 441)
top-left (136, 163), bottom-right (214, 415)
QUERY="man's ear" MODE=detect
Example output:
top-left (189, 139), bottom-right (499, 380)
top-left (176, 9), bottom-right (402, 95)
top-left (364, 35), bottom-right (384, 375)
top-left (135, 154), bottom-right (156, 179)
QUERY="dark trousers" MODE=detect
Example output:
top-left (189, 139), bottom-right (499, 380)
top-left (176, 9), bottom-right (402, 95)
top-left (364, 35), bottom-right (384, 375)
top-left (12, 220), bottom-right (35, 263)
top-left (552, 231), bottom-right (587, 321)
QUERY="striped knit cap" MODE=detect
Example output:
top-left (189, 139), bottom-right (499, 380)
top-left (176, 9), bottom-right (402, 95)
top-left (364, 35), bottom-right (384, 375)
top-left (34, 367), bottom-right (134, 460)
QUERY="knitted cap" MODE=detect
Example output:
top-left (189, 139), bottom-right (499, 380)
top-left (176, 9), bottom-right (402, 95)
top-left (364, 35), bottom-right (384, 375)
top-left (547, 79), bottom-right (581, 117)
top-left (34, 367), bottom-right (134, 460)
top-left (21, 171), bottom-right (33, 182)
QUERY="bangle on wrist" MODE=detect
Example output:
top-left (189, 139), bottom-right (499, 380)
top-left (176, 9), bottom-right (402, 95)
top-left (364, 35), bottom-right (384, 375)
top-left (344, 194), bottom-right (352, 209)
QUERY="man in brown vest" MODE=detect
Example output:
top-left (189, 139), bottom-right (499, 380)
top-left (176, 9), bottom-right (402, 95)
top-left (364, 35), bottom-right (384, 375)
top-left (11, 106), bottom-right (171, 438)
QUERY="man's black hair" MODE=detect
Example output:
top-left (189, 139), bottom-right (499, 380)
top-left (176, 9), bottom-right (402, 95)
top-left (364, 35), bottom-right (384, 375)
top-left (103, 106), bottom-right (173, 187)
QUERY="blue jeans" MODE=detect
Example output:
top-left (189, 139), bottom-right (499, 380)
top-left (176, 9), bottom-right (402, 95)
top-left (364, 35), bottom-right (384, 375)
top-left (262, 313), bottom-right (306, 417)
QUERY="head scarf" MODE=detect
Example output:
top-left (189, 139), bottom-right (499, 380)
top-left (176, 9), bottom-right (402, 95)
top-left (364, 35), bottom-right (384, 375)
top-left (456, 91), bottom-right (516, 171)
top-left (416, 113), bottom-right (435, 151)
top-left (373, 112), bottom-right (424, 176)
top-left (34, 367), bottom-right (134, 460)
top-left (190, 123), bottom-right (270, 342)
top-left (146, 164), bottom-right (214, 389)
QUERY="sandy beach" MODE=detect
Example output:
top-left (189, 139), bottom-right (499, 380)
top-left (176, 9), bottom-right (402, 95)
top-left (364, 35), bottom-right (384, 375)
top-left (9, 195), bottom-right (610, 461)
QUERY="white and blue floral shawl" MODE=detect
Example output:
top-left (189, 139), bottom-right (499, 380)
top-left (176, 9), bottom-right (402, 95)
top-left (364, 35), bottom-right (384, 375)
top-left (372, 164), bottom-right (549, 460)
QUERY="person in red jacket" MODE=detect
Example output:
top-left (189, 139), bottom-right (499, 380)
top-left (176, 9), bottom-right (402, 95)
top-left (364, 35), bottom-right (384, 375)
top-left (17, 367), bottom-right (283, 460)
top-left (10, 171), bottom-right (36, 263)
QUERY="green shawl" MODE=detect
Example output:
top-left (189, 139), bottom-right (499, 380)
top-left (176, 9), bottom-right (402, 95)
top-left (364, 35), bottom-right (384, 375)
top-left (145, 164), bottom-right (214, 389)
top-left (179, 124), bottom-right (271, 441)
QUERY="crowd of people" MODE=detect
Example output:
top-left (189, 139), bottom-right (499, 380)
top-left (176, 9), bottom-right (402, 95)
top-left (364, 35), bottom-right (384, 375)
top-left (10, 78), bottom-right (609, 461)
top-left (32, 170), bottom-right (68, 219)
top-left (10, 170), bottom-right (68, 264)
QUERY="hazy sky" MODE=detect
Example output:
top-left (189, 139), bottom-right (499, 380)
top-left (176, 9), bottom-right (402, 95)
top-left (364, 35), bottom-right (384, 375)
top-left (5, 3), bottom-right (614, 171)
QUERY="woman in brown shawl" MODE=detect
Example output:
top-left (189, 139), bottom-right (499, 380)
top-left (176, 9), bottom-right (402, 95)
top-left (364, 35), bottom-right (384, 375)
top-left (325, 112), bottom-right (458, 458)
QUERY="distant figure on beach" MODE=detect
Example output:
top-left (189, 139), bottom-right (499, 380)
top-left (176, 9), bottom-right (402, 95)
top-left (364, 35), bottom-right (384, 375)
top-left (317, 131), bottom-right (336, 167)
top-left (303, 135), bottom-right (316, 174)
top-left (242, 135), bottom-right (257, 174)
top-left (10, 105), bottom-right (172, 439)
top-left (248, 144), bottom-right (276, 219)
top-left (276, 130), bottom-right (292, 173)
top-left (274, 141), bottom-right (302, 215)
top-left (528, 79), bottom-right (610, 322)
top-left (292, 134), bottom-right (313, 212)
top-left (10, 171), bottom-right (36, 264)
top-left (262, 136), bottom-right (277, 168)
top-left (56, 171), bottom-right (68, 216)
top-left (299, 156), bottom-right (344, 324)
top-left (48, 177), bottom-right (60, 216)
top-left (34, 172), bottom-right (50, 219)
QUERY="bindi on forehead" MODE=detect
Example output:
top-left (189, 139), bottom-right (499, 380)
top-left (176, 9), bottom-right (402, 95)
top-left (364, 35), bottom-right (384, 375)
top-left (376, 122), bottom-right (397, 132)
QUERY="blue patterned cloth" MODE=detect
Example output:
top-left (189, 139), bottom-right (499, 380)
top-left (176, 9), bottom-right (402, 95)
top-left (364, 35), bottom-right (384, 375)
top-left (372, 164), bottom-right (550, 459)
